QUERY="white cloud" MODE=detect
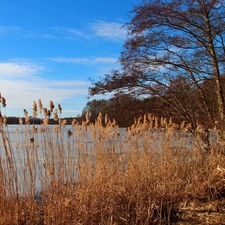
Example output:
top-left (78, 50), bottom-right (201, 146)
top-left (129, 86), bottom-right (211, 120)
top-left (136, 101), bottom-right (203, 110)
top-left (54, 27), bottom-right (92, 40)
top-left (0, 26), bottom-right (57, 39)
top-left (0, 26), bottom-right (22, 36)
top-left (90, 20), bottom-right (127, 41)
top-left (61, 109), bottom-right (82, 114)
top-left (0, 62), bottom-right (43, 79)
top-left (0, 61), bottom-right (90, 116)
top-left (50, 80), bottom-right (90, 87)
top-left (0, 78), bottom-right (89, 109)
top-left (51, 57), bottom-right (89, 64)
top-left (50, 57), bottom-right (118, 64)
top-left (94, 57), bottom-right (118, 63)
top-left (53, 21), bottom-right (127, 42)
top-left (0, 21), bottom-right (127, 42)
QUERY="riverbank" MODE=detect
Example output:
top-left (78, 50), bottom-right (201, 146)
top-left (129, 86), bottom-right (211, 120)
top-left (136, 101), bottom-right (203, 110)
top-left (175, 198), bottom-right (225, 224)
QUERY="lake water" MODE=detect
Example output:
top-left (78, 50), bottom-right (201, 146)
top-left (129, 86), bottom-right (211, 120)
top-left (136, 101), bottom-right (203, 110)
top-left (0, 125), bottom-right (129, 195)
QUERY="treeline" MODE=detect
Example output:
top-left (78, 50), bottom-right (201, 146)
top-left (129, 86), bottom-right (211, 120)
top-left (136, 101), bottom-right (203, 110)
top-left (82, 76), bottom-right (225, 128)
top-left (81, 93), bottom-right (157, 127)
top-left (5, 117), bottom-right (82, 125)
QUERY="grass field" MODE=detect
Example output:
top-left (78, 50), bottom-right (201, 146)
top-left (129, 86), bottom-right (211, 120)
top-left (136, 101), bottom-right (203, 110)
top-left (0, 99), bottom-right (225, 224)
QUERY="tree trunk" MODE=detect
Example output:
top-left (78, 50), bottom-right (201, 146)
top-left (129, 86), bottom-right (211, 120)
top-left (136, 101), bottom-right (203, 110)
top-left (204, 4), bottom-right (225, 130)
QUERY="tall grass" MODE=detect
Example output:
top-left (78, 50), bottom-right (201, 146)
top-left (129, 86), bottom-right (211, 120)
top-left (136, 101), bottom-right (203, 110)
top-left (0, 97), bottom-right (225, 224)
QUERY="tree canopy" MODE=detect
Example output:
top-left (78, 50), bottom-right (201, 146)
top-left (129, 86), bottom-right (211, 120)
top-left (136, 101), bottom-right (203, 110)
top-left (89, 0), bottom-right (225, 131)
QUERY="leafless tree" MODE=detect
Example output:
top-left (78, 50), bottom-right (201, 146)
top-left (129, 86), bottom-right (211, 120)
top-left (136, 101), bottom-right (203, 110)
top-left (89, 0), bottom-right (225, 132)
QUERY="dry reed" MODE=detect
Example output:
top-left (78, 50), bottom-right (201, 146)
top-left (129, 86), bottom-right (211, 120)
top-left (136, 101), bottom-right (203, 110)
top-left (0, 97), bottom-right (225, 224)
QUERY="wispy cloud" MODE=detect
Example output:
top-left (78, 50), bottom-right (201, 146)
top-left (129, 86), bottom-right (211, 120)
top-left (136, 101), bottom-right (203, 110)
top-left (23, 32), bottom-right (58, 39)
top-left (0, 26), bottom-right (22, 36)
top-left (0, 61), bottom-right (44, 79)
top-left (53, 21), bottom-right (127, 42)
top-left (53, 27), bottom-right (92, 40)
top-left (0, 26), bottom-right (57, 39)
top-left (50, 57), bottom-right (118, 64)
top-left (50, 80), bottom-right (90, 87)
top-left (90, 20), bottom-right (127, 41)
top-left (0, 20), bottom-right (127, 42)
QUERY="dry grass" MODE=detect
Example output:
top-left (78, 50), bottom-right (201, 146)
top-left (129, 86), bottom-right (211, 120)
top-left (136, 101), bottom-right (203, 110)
top-left (0, 98), bottom-right (225, 224)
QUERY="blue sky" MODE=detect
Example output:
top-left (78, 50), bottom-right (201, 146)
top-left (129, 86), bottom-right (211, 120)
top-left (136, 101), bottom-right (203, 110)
top-left (0, 0), bottom-right (141, 117)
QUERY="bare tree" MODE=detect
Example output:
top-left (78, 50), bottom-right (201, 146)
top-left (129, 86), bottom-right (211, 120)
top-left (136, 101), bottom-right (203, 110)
top-left (89, 0), bottom-right (225, 131)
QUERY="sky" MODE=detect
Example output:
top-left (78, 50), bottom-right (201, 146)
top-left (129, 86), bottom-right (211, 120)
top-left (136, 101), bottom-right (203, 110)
top-left (0, 0), bottom-right (142, 118)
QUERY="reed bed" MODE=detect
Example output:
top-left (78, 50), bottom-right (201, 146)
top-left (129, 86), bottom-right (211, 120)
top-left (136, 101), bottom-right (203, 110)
top-left (0, 98), bottom-right (225, 224)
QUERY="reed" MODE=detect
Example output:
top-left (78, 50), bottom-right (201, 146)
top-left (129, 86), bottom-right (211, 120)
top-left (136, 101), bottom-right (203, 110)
top-left (0, 97), bottom-right (225, 224)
